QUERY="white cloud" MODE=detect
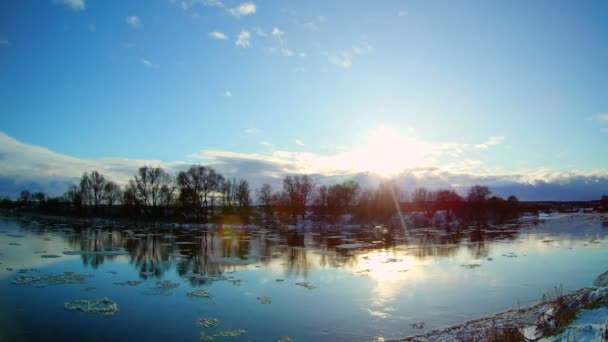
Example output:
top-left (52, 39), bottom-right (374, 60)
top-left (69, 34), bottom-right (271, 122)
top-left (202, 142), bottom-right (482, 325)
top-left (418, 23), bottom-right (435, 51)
top-left (180, 0), bottom-right (224, 10)
top-left (474, 136), bottom-right (505, 149)
top-left (228, 2), bottom-right (256, 16)
top-left (126, 16), bottom-right (142, 29)
top-left (281, 48), bottom-right (294, 57)
top-left (304, 22), bottom-right (318, 31)
top-left (271, 27), bottom-right (284, 39)
top-left (326, 42), bottom-right (372, 69)
top-left (252, 26), bottom-right (266, 37)
top-left (244, 128), bottom-right (260, 135)
top-left (398, 9), bottom-right (408, 17)
top-left (141, 59), bottom-right (158, 68)
top-left (0, 132), bottom-right (185, 197)
top-left (295, 139), bottom-right (305, 146)
top-left (328, 54), bottom-right (353, 68)
top-left (54, 0), bottom-right (85, 11)
top-left (235, 30), bottom-right (251, 48)
top-left (224, 90), bottom-right (232, 97)
top-left (209, 31), bottom-right (228, 40)
top-left (259, 141), bottom-right (274, 148)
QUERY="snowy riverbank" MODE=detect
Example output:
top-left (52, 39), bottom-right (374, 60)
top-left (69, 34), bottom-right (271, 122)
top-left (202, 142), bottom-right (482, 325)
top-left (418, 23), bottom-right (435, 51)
top-left (394, 270), bottom-right (608, 342)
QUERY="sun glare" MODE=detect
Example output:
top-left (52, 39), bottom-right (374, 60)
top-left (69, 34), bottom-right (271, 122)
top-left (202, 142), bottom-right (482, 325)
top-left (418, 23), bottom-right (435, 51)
top-left (360, 126), bottom-right (434, 177)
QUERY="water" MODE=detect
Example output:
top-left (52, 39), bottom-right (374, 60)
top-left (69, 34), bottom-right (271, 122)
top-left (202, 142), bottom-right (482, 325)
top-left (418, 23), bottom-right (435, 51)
top-left (0, 213), bottom-right (607, 341)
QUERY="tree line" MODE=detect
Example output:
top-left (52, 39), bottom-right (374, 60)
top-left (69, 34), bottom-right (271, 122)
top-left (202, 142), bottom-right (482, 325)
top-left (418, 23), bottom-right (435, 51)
top-left (1, 165), bottom-right (524, 226)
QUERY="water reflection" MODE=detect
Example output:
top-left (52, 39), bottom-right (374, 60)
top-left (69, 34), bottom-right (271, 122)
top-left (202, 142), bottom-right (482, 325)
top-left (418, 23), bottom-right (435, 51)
top-left (2, 214), bottom-right (608, 341)
top-left (4, 216), bottom-right (537, 280)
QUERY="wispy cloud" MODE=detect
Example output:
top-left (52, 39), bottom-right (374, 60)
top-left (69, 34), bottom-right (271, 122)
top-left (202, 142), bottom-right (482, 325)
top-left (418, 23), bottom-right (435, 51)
top-left (228, 2), bottom-right (256, 16)
top-left (295, 139), bottom-right (305, 146)
top-left (281, 48), bottom-right (294, 57)
top-left (235, 30), bottom-right (251, 48)
top-left (592, 114), bottom-right (608, 122)
top-left (126, 16), bottom-right (142, 29)
top-left (271, 27), bottom-right (284, 39)
top-left (326, 42), bottom-right (372, 69)
top-left (224, 90), bottom-right (232, 97)
top-left (179, 0), bottom-right (224, 10)
top-left (259, 141), bottom-right (274, 148)
top-left (591, 113), bottom-right (608, 133)
top-left (252, 26), bottom-right (266, 37)
top-left (141, 59), bottom-right (158, 68)
top-left (0, 38), bottom-right (10, 47)
top-left (244, 128), bottom-right (260, 135)
top-left (474, 136), bottom-right (505, 149)
top-left (209, 31), bottom-right (228, 40)
top-left (398, 9), bottom-right (408, 17)
top-left (304, 22), bottom-right (318, 31)
top-left (54, 0), bottom-right (85, 11)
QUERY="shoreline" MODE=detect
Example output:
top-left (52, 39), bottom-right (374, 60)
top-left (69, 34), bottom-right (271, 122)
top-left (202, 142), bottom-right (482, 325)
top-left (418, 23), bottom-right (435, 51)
top-left (392, 271), bottom-right (608, 342)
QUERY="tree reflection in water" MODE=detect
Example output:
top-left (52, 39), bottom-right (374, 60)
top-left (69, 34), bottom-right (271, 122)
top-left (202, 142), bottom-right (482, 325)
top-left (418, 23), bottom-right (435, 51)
top-left (14, 217), bottom-right (524, 282)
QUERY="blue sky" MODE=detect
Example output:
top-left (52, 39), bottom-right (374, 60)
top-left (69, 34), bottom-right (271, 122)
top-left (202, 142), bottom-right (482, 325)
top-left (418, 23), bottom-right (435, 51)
top-left (0, 0), bottom-right (607, 200)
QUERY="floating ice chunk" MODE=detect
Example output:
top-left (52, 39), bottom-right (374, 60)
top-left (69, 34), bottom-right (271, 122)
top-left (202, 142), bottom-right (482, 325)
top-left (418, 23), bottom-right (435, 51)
top-left (114, 280), bottom-right (143, 286)
top-left (296, 282), bottom-right (316, 290)
top-left (187, 289), bottom-right (212, 298)
top-left (64, 297), bottom-right (119, 316)
top-left (214, 329), bottom-right (245, 337)
top-left (197, 317), bottom-right (220, 328)
top-left (257, 296), bottom-right (272, 304)
top-left (156, 280), bottom-right (180, 295)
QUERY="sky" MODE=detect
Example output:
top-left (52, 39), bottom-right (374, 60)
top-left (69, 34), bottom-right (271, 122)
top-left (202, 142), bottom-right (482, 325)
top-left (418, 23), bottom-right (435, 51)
top-left (0, 0), bottom-right (607, 200)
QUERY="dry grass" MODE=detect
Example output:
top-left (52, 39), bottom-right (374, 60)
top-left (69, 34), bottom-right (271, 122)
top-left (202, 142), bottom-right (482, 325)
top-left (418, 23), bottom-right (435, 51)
top-left (486, 325), bottom-right (525, 342)
top-left (539, 285), bottom-right (578, 336)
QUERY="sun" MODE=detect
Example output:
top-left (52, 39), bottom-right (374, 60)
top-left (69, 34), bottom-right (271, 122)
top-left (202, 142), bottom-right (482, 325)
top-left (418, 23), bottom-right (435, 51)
top-left (361, 126), bottom-right (431, 177)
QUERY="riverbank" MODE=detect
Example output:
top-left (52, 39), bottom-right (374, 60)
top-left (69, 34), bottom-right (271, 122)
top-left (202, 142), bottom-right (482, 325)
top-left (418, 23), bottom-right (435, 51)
top-left (394, 270), bottom-right (608, 342)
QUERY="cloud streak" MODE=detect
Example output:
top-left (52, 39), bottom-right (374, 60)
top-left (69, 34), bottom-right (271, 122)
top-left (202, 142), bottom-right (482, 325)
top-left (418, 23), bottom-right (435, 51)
top-left (126, 16), bottom-right (142, 29)
top-left (326, 42), bottom-right (372, 69)
top-left (54, 0), bottom-right (85, 11)
top-left (209, 31), bottom-right (228, 40)
top-left (474, 136), bottom-right (505, 149)
top-left (228, 2), bottom-right (256, 17)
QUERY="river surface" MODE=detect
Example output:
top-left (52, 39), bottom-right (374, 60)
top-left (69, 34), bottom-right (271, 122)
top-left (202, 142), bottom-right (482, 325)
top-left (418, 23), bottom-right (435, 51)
top-left (0, 213), bottom-right (607, 341)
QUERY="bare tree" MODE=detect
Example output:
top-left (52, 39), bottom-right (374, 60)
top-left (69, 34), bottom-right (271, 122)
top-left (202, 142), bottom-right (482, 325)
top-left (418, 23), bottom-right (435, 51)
top-left (31, 192), bottom-right (46, 204)
top-left (103, 181), bottom-right (122, 206)
top-left (257, 183), bottom-right (274, 223)
top-left (235, 180), bottom-right (251, 208)
top-left (176, 165), bottom-right (223, 221)
top-left (283, 175), bottom-right (315, 221)
top-left (435, 189), bottom-right (464, 221)
top-left (78, 171), bottom-right (106, 208)
top-left (63, 185), bottom-right (82, 209)
top-left (412, 187), bottom-right (437, 219)
top-left (132, 166), bottom-right (173, 207)
top-left (467, 185), bottom-right (491, 223)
